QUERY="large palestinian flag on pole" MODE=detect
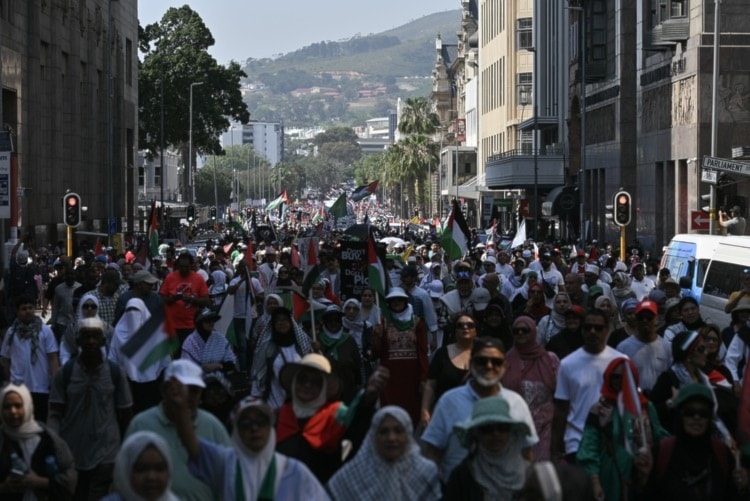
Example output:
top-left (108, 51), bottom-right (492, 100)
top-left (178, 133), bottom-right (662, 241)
top-left (441, 200), bottom-right (471, 260)
top-left (350, 180), bottom-right (379, 202)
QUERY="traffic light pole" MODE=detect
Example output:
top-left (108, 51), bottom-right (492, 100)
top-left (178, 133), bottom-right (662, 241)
top-left (67, 226), bottom-right (73, 257)
top-left (620, 226), bottom-right (626, 263)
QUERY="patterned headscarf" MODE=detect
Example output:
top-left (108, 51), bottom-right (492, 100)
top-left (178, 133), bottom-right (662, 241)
top-left (326, 406), bottom-right (441, 500)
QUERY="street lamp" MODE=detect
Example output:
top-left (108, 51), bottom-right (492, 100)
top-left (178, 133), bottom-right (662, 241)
top-left (526, 46), bottom-right (539, 239)
top-left (188, 81), bottom-right (204, 204)
top-left (709, 0), bottom-right (722, 233)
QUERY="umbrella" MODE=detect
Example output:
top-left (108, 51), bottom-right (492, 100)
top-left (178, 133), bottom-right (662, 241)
top-left (380, 237), bottom-right (405, 245)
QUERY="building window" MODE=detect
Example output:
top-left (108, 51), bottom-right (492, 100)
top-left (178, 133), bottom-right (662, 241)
top-left (590, 0), bottom-right (607, 62)
top-left (517, 18), bottom-right (533, 49)
top-left (670, 0), bottom-right (686, 18)
top-left (517, 72), bottom-right (532, 106)
top-left (518, 130), bottom-right (533, 154)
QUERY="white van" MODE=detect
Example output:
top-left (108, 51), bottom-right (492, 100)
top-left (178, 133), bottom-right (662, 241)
top-left (660, 234), bottom-right (750, 326)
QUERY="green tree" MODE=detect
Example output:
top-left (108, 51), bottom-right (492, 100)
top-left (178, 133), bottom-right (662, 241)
top-left (398, 97), bottom-right (439, 135)
top-left (138, 6), bottom-right (250, 194)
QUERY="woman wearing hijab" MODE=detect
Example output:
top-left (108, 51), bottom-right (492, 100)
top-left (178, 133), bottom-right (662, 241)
top-left (109, 297), bottom-right (171, 415)
top-left (536, 292), bottom-right (571, 346)
top-left (327, 406), bottom-right (441, 500)
top-left (275, 354), bottom-right (389, 483)
top-left (252, 294), bottom-right (283, 350)
top-left (502, 316), bottom-right (559, 461)
top-left (341, 298), bottom-right (373, 379)
top-left (522, 283), bottom-right (551, 323)
top-left (0, 383), bottom-right (76, 500)
top-left (208, 268), bottom-right (227, 307)
top-left (443, 397), bottom-right (533, 500)
top-left (319, 305), bottom-right (362, 403)
top-left (168, 386), bottom-right (327, 501)
top-left (102, 431), bottom-right (178, 501)
top-left (372, 287), bottom-right (428, 426)
top-left (250, 307), bottom-right (312, 410)
top-left (595, 295), bottom-right (624, 335)
top-left (59, 292), bottom-right (113, 365)
top-left (358, 288), bottom-right (381, 328)
top-left (611, 271), bottom-right (637, 311)
top-left (577, 357), bottom-right (668, 501)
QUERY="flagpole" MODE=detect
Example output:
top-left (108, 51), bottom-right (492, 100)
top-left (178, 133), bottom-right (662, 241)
top-left (309, 292), bottom-right (317, 343)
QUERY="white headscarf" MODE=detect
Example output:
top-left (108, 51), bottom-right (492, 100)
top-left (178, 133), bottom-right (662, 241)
top-left (326, 406), bottom-right (441, 500)
top-left (0, 383), bottom-right (43, 442)
top-left (113, 431), bottom-right (178, 501)
top-left (231, 397), bottom-right (284, 501)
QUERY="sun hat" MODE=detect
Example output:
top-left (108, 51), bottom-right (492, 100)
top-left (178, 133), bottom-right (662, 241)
top-left (165, 360), bottom-right (206, 388)
top-left (453, 397), bottom-right (531, 447)
top-left (131, 270), bottom-right (159, 284)
top-left (732, 296), bottom-right (750, 314)
top-left (385, 287), bottom-right (409, 301)
top-left (674, 383), bottom-right (715, 409)
top-left (279, 353), bottom-right (340, 399)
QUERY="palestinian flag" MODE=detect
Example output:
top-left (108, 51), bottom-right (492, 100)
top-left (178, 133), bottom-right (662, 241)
top-left (441, 200), bottom-right (471, 260)
top-left (120, 305), bottom-right (177, 371)
top-left (350, 180), bottom-right (379, 202)
top-left (265, 190), bottom-right (289, 211)
top-left (149, 200), bottom-right (160, 258)
top-left (328, 193), bottom-right (348, 219)
top-left (367, 235), bottom-right (386, 298)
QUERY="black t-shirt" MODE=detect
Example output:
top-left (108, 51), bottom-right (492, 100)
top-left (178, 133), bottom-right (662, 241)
top-left (428, 346), bottom-right (470, 403)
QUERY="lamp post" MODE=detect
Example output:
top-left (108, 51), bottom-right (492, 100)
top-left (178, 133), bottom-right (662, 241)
top-left (709, 0), bottom-right (722, 234)
top-left (527, 46), bottom-right (539, 239)
top-left (188, 81), bottom-right (204, 204)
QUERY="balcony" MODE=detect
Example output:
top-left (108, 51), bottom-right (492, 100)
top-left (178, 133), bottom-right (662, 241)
top-left (485, 147), bottom-right (566, 190)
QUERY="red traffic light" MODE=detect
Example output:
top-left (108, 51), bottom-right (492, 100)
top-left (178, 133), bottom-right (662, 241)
top-left (617, 194), bottom-right (628, 205)
top-left (63, 193), bottom-right (82, 227)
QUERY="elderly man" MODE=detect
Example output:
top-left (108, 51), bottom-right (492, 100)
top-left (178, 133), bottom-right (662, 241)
top-left (125, 360), bottom-right (231, 501)
top-left (49, 317), bottom-right (132, 501)
top-left (422, 337), bottom-right (538, 482)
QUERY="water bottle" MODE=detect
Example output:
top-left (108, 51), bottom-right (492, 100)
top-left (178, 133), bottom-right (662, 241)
top-left (10, 452), bottom-right (27, 476)
top-left (45, 455), bottom-right (59, 476)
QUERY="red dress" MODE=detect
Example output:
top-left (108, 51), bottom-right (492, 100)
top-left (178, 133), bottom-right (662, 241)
top-left (374, 317), bottom-right (428, 425)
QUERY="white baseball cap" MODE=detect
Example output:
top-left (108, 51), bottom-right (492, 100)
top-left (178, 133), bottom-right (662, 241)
top-left (165, 360), bottom-right (205, 388)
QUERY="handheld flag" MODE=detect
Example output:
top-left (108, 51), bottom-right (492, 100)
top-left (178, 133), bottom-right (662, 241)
top-left (351, 180), bottom-right (379, 202)
top-left (441, 200), bottom-right (471, 260)
top-left (120, 305), bottom-right (177, 371)
top-left (265, 191), bottom-right (289, 212)
top-left (367, 236), bottom-right (387, 298)
top-left (617, 361), bottom-right (647, 454)
top-left (329, 193), bottom-right (348, 219)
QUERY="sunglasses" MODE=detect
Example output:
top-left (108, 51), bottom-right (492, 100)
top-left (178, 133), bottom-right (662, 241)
top-left (682, 406), bottom-right (712, 419)
top-left (583, 323), bottom-right (606, 332)
top-left (456, 321), bottom-right (476, 329)
top-left (473, 356), bottom-right (505, 368)
top-left (296, 372), bottom-right (323, 387)
top-left (513, 327), bottom-right (530, 334)
top-left (82, 304), bottom-right (98, 310)
top-left (477, 423), bottom-right (512, 434)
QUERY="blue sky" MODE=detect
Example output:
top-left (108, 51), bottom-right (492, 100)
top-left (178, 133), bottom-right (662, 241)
top-left (138, 0), bottom-right (460, 64)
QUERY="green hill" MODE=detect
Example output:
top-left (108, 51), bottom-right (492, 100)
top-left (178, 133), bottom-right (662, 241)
top-left (240, 10), bottom-right (461, 127)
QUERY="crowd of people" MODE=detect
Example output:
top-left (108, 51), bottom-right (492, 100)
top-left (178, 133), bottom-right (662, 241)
top-left (0, 228), bottom-right (750, 500)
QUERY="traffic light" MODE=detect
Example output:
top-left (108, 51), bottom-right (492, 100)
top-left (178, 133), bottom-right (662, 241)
top-left (63, 192), bottom-right (81, 227)
top-left (187, 204), bottom-right (195, 222)
top-left (605, 203), bottom-right (614, 222)
top-left (210, 206), bottom-right (217, 220)
top-left (613, 190), bottom-right (632, 227)
top-left (701, 193), bottom-right (711, 213)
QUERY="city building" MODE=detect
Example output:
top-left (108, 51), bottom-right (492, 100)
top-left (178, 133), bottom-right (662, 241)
top-left (0, 0), bottom-right (139, 245)
top-left (220, 120), bottom-right (284, 167)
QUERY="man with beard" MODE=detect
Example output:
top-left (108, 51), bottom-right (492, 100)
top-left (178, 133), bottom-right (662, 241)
top-left (421, 337), bottom-right (538, 482)
top-left (552, 309), bottom-right (626, 463)
top-left (160, 251), bottom-right (210, 357)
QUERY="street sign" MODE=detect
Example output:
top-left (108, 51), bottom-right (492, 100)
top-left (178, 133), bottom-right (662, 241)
top-left (701, 169), bottom-right (717, 184)
top-left (690, 210), bottom-right (711, 230)
top-left (702, 156), bottom-right (750, 177)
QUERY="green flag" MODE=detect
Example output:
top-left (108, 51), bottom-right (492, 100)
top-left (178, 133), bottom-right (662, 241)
top-left (329, 193), bottom-right (348, 218)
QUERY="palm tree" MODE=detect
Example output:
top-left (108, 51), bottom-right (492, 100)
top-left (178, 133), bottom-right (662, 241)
top-left (398, 97), bottom-right (440, 135)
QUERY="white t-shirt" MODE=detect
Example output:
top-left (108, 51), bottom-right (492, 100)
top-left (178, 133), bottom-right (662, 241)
top-left (630, 277), bottom-right (656, 301)
top-left (229, 276), bottom-right (264, 319)
top-left (616, 335), bottom-right (672, 392)
top-left (1, 323), bottom-right (59, 393)
top-left (554, 346), bottom-right (626, 454)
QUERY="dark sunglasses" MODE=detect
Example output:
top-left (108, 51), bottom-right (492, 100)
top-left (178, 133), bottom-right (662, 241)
top-left (583, 323), bottom-right (607, 332)
top-left (473, 356), bottom-right (505, 368)
top-left (456, 321), bottom-right (476, 329)
top-left (82, 304), bottom-right (98, 310)
top-left (477, 423), bottom-right (512, 434)
top-left (682, 406), bottom-right (712, 419)
top-left (513, 327), bottom-right (530, 334)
